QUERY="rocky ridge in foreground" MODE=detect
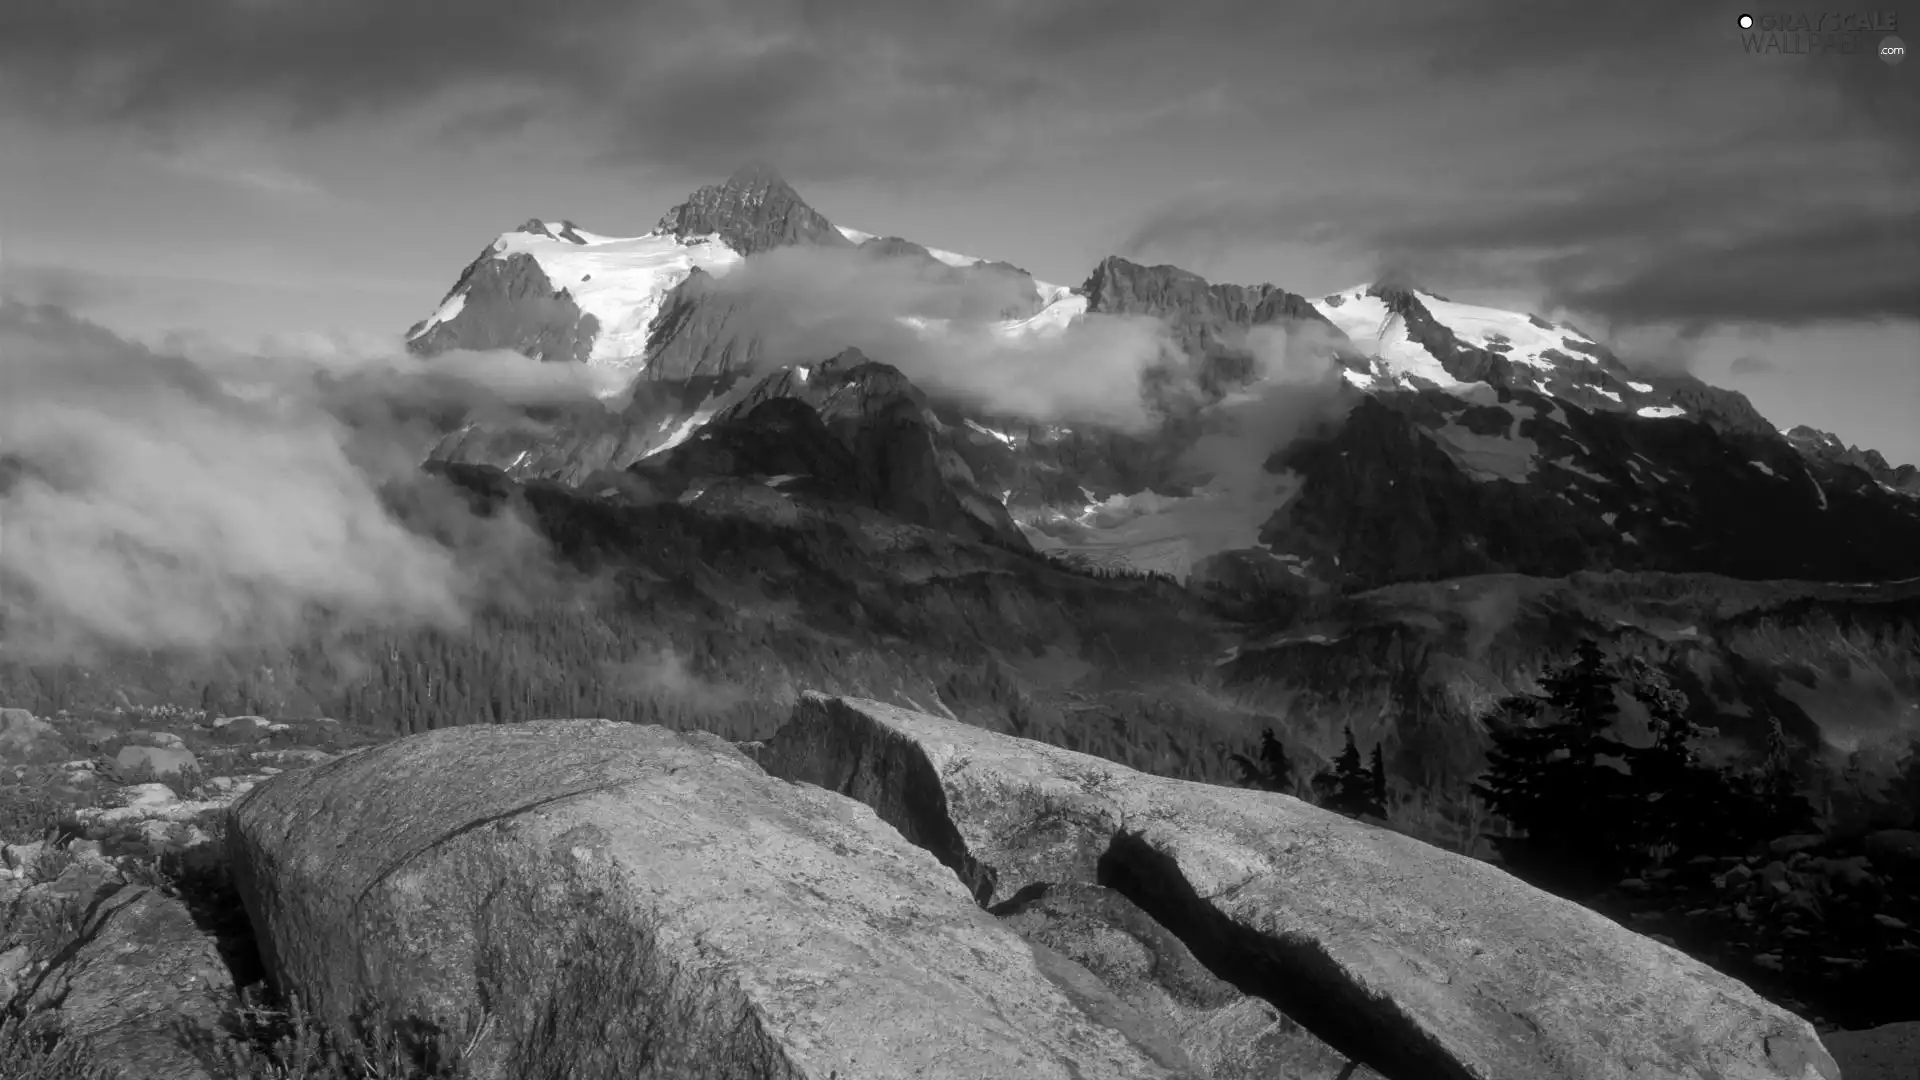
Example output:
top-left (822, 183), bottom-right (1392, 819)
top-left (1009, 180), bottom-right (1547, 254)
top-left (7, 697), bottom-right (1909, 1078)
top-left (222, 695), bottom-right (1837, 1080)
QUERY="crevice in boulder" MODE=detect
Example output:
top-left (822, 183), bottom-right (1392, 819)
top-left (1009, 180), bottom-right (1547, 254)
top-left (764, 697), bottom-right (999, 905)
top-left (988, 881), bottom-right (1052, 916)
top-left (1095, 830), bottom-right (1472, 1080)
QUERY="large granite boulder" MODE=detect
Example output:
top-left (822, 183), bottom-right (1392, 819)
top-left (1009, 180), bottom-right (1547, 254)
top-left (761, 692), bottom-right (1841, 1080)
top-left (225, 720), bottom-right (1183, 1080)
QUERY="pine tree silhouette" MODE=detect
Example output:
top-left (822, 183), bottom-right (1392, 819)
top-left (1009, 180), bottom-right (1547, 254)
top-left (1747, 716), bottom-right (1817, 840)
top-left (1230, 727), bottom-right (1294, 795)
top-left (1472, 638), bottom-right (1636, 892)
top-left (1367, 743), bottom-right (1388, 818)
top-left (1617, 658), bottom-right (1724, 861)
top-left (1315, 724), bottom-right (1379, 818)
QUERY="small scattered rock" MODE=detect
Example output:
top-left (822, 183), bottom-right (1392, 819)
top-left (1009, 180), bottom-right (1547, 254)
top-left (115, 744), bottom-right (199, 780)
top-left (211, 715), bottom-right (272, 740)
top-left (3, 840), bottom-right (48, 872)
top-left (0, 706), bottom-right (65, 762)
top-left (0, 943), bottom-right (31, 1002)
top-left (1769, 834), bottom-right (1826, 857)
top-left (1864, 830), bottom-right (1920, 874)
top-left (123, 730), bottom-right (188, 750)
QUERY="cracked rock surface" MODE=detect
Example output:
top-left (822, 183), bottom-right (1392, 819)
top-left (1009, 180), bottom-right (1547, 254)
top-left (227, 720), bottom-right (1184, 1080)
top-left (762, 692), bottom-right (1841, 1080)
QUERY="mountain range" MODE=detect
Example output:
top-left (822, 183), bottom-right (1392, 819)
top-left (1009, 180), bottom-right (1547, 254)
top-left (406, 162), bottom-right (1920, 593)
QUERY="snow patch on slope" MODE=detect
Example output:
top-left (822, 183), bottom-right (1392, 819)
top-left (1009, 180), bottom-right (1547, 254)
top-left (1637, 405), bottom-right (1688, 419)
top-left (1313, 287), bottom-right (1473, 391)
top-left (639, 375), bottom-right (766, 461)
top-left (964, 418), bottom-right (1018, 446)
top-left (1418, 293), bottom-right (1605, 372)
top-left (994, 292), bottom-right (1087, 338)
top-left (409, 290), bottom-right (468, 341)
top-left (489, 227), bottom-right (743, 368)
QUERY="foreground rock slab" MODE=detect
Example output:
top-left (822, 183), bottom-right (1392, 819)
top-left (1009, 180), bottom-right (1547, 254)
top-left (764, 693), bottom-right (1840, 1080)
top-left (1823, 1021), bottom-right (1920, 1080)
top-left (23, 885), bottom-right (229, 1080)
top-left (996, 881), bottom-right (1387, 1080)
top-left (226, 720), bottom-right (1184, 1080)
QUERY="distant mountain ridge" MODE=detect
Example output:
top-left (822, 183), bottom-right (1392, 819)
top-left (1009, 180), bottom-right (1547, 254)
top-left (403, 164), bottom-right (1920, 591)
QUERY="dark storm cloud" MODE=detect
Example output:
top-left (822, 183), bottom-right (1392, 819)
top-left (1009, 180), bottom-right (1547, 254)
top-left (1539, 207), bottom-right (1920, 324)
top-left (0, 0), bottom-right (1138, 181)
top-left (1121, 1), bottom-right (1920, 329)
top-left (0, 0), bottom-right (633, 125)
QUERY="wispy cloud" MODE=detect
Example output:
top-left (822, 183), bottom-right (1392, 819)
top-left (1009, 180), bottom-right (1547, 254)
top-left (0, 300), bottom-right (610, 662)
top-left (148, 136), bottom-right (333, 201)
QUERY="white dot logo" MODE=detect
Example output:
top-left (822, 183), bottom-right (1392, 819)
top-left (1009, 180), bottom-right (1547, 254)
top-left (1883, 35), bottom-right (1907, 64)
top-left (1738, 13), bottom-right (1754, 28)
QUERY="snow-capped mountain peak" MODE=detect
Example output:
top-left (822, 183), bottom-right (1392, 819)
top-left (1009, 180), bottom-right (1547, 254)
top-left (406, 221), bottom-right (743, 369)
top-left (1314, 281), bottom-right (1687, 419)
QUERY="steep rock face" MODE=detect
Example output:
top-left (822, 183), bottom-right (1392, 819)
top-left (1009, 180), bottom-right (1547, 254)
top-left (655, 162), bottom-right (853, 256)
top-left (1268, 390), bottom-right (1920, 589)
top-left (427, 376), bottom-right (734, 487)
top-left (404, 249), bottom-right (598, 363)
top-left (1787, 425), bottom-right (1920, 495)
top-left (226, 720), bottom-right (1182, 1080)
top-left (636, 266), bottom-right (765, 381)
top-left (1083, 256), bottom-right (1348, 396)
top-left (655, 350), bottom-right (1032, 551)
top-left (633, 396), bottom-right (869, 503)
top-left (1365, 284), bottom-right (1524, 390)
top-left (763, 693), bottom-right (1840, 1080)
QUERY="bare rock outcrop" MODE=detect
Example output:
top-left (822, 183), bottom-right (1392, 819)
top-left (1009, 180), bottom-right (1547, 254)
top-left (761, 692), bottom-right (1841, 1080)
top-left (225, 720), bottom-right (1184, 1080)
top-left (20, 885), bottom-right (231, 1080)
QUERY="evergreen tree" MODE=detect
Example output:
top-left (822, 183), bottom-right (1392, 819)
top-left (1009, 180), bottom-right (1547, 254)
top-left (1230, 727), bottom-right (1294, 796)
top-left (1615, 658), bottom-right (1731, 862)
top-left (1745, 716), bottom-right (1817, 841)
top-left (1367, 744), bottom-right (1389, 818)
top-left (1540, 638), bottom-right (1619, 766)
top-left (1315, 725), bottom-right (1379, 818)
top-left (1472, 639), bottom-right (1635, 892)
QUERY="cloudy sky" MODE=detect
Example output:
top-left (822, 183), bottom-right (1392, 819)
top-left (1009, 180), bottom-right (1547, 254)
top-left (3, 0), bottom-right (1916, 462)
